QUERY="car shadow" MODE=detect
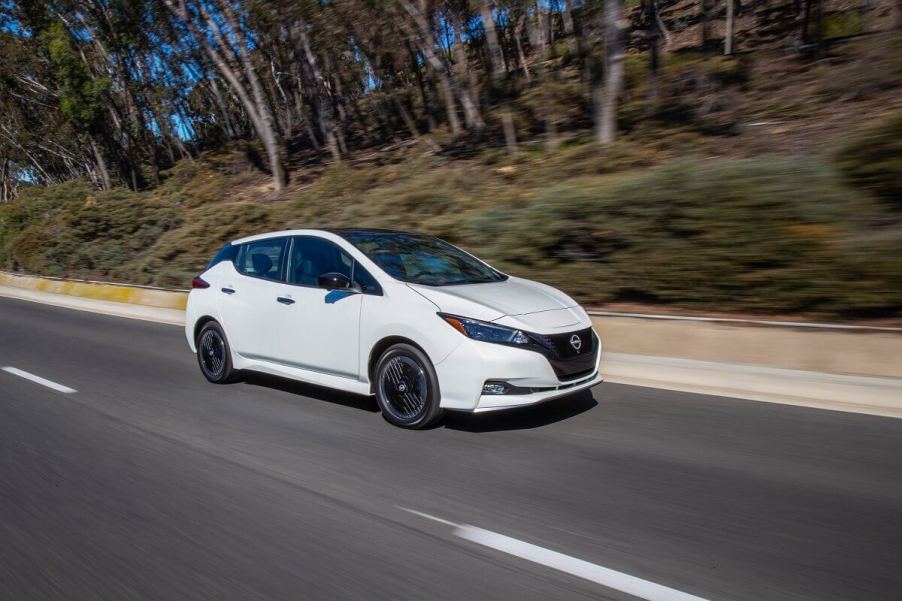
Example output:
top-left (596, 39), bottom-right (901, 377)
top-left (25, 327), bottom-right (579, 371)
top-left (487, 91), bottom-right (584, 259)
top-left (238, 372), bottom-right (598, 430)
top-left (239, 372), bottom-right (380, 413)
top-left (441, 390), bottom-right (599, 432)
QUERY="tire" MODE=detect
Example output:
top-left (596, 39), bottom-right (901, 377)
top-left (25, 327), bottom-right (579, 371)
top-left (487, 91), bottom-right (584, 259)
top-left (375, 343), bottom-right (444, 429)
top-left (195, 321), bottom-right (237, 384)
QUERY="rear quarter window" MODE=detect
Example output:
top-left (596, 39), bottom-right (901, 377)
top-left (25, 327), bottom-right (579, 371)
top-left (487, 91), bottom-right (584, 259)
top-left (236, 238), bottom-right (288, 281)
top-left (207, 244), bottom-right (238, 269)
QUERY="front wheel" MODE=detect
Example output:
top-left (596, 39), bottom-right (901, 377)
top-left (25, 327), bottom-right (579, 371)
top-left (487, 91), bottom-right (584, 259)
top-left (375, 344), bottom-right (444, 429)
top-left (196, 321), bottom-right (238, 384)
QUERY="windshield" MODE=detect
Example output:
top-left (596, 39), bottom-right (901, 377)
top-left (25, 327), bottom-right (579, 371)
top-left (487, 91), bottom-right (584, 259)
top-left (339, 231), bottom-right (507, 286)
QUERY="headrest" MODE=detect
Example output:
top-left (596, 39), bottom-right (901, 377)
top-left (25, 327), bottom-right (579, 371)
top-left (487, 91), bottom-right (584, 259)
top-left (251, 253), bottom-right (273, 275)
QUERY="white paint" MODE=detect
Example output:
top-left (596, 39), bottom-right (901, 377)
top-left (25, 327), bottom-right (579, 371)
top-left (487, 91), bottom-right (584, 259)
top-left (398, 507), bottom-right (459, 528)
top-left (187, 229), bottom-right (599, 412)
top-left (400, 507), bottom-right (710, 601)
top-left (2, 366), bottom-right (76, 393)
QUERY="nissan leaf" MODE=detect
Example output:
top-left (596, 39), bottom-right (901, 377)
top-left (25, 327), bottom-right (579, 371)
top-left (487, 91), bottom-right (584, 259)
top-left (186, 229), bottom-right (602, 428)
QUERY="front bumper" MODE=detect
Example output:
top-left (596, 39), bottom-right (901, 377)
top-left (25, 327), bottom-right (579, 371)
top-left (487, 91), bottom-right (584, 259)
top-left (473, 371), bottom-right (603, 412)
top-left (433, 329), bottom-right (603, 412)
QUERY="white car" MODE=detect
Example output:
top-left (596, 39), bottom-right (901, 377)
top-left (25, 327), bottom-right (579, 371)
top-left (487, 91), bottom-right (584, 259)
top-left (186, 229), bottom-right (602, 428)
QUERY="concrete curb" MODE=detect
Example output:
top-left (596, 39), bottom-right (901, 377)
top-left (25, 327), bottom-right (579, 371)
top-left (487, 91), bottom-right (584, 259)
top-left (0, 272), bottom-right (187, 310)
top-left (590, 314), bottom-right (902, 380)
top-left (0, 285), bottom-right (185, 326)
top-left (1, 273), bottom-right (899, 419)
top-left (601, 353), bottom-right (902, 420)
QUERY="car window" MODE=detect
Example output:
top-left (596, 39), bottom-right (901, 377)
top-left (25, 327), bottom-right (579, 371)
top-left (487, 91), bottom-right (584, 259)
top-left (339, 231), bottom-right (506, 286)
top-left (236, 238), bottom-right (287, 281)
top-left (206, 243), bottom-right (237, 269)
top-left (288, 236), bottom-right (381, 294)
top-left (353, 263), bottom-right (381, 295)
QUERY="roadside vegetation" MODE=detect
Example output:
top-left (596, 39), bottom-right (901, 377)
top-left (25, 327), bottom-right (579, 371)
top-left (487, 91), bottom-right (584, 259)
top-left (3, 114), bottom-right (901, 317)
top-left (1, 1), bottom-right (900, 319)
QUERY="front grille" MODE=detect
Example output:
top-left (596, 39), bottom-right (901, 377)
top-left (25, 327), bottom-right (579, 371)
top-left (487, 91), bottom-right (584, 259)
top-left (528, 328), bottom-right (599, 379)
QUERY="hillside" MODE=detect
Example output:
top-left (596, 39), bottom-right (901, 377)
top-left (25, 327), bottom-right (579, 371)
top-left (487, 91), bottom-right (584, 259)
top-left (1, 33), bottom-right (901, 320)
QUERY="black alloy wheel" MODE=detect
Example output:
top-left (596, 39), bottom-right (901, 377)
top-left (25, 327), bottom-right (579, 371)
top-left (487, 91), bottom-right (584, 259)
top-left (375, 344), bottom-right (443, 429)
top-left (196, 321), bottom-right (237, 383)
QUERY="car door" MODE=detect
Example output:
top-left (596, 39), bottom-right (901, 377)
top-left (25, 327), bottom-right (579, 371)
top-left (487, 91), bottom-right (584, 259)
top-left (272, 235), bottom-right (366, 379)
top-left (217, 237), bottom-right (289, 362)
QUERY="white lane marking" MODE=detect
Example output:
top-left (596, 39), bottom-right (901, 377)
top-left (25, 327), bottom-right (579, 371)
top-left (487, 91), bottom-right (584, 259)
top-left (457, 526), bottom-right (710, 601)
top-left (400, 507), bottom-right (710, 601)
top-left (399, 507), bottom-right (460, 528)
top-left (2, 367), bottom-right (77, 393)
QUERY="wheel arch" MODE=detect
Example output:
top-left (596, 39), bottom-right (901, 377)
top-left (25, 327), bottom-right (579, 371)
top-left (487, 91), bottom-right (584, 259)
top-left (193, 315), bottom-right (220, 344)
top-left (367, 336), bottom-right (429, 393)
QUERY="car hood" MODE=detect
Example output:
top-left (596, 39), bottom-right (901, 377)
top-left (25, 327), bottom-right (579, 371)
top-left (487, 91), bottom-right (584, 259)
top-left (408, 276), bottom-right (580, 325)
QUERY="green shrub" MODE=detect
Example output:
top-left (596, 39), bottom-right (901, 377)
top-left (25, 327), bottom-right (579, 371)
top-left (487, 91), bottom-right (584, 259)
top-left (815, 33), bottom-right (902, 100)
top-left (2, 152), bottom-right (900, 317)
top-left (462, 157), bottom-right (902, 315)
top-left (824, 9), bottom-right (863, 39)
top-left (835, 111), bottom-right (902, 207)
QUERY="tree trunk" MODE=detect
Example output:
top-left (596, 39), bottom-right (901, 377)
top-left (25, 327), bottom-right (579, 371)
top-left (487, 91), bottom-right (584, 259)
top-left (646, 0), bottom-right (661, 102)
top-left (597, 0), bottom-right (625, 145)
top-left (407, 41), bottom-right (437, 132)
top-left (297, 26), bottom-right (341, 162)
top-left (451, 14), bottom-right (485, 130)
top-left (216, 0), bottom-right (288, 188)
top-left (561, 0), bottom-right (578, 55)
top-left (534, 1), bottom-right (548, 57)
top-left (725, 0), bottom-right (735, 55)
top-left (513, 15), bottom-right (532, 83)
top-left (0, 157), bottom-right (9, 203)
top-left (501, 109), bottom-right (518, 155)
top-left (480, 0), bottom-right (505, 78)
top-left (398, 0), bottom-right (463, 136)
top-left (89, 137), bottom-right (112, 190)
top-left (163, 0), bottom-right (286, 190)
top-left (208, 76), bottom-right (237, 139)
top-left (700, 0), bottom-right (715, 50)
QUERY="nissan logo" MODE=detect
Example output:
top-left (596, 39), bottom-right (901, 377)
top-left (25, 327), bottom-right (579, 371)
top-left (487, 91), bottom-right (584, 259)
top-left (570, 334), bottom-right (582, 352)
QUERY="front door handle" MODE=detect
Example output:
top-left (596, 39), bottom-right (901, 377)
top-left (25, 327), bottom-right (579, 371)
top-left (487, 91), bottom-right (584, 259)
top-left (276, 296), bottom-right (295, 305)
top-left (221, 287), bottom-right (236, 295)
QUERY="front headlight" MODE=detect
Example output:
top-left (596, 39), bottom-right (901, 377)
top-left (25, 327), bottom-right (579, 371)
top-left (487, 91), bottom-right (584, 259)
top-left (438, 313), bottom-right (530, 345)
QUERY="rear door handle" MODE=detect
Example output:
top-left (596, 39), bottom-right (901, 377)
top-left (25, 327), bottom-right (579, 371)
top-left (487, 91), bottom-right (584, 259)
top-left (276, 296), bottom-right (295, 305)
top-left (221, 287), bottom-right (236, 295)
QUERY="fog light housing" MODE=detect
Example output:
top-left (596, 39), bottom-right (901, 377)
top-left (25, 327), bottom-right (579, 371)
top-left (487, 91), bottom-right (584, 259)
top-left (482, 381), bottom-right (509, 395)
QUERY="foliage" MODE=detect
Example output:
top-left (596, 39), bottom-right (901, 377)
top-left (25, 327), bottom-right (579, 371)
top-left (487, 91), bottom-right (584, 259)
top-left (835, 111), bottom-right (902, 208)
top-left (815, 33), bottom-right (902, 100)
top-left (459, 157), bottom-right (902, 315)
top-left (1, 0), bottom-right (901, 319)
top-left (43, 22), bottom-right (109, 131)
top-left (2, 150), bottom-right (900, 318)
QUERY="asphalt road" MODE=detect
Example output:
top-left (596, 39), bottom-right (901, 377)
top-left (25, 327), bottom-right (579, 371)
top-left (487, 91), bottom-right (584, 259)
top-left (1, 296), bottom-right (901, 601)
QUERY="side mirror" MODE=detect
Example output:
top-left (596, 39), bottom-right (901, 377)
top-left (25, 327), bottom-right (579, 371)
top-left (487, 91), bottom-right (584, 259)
top-left (317, 272), bottom-right (353, 290)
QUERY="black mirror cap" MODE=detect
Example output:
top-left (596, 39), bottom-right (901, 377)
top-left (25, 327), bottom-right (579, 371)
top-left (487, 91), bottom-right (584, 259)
top-left (318, 272), bottom-right (353, 290)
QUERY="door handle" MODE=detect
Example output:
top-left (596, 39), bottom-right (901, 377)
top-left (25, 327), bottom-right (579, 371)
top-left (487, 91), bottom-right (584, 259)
top-left (276, 296), bottom-right (295, 305)
top-left (221, 287), bottom-right (236, 295)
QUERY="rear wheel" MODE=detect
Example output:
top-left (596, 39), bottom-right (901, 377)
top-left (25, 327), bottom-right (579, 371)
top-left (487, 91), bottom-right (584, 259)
top-left (375, 344), bottom-right (443, 429)
top-left (196, 321), bottom-right (237, 384)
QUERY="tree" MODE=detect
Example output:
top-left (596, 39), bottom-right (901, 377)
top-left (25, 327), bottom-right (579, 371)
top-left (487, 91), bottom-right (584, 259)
top-left (596, 0), bottom-right (625, 145)
top-left (162, 0), bottom-right (288, 190)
